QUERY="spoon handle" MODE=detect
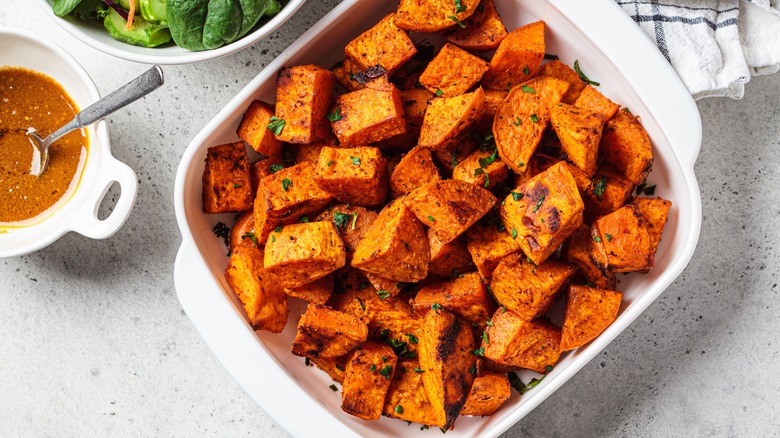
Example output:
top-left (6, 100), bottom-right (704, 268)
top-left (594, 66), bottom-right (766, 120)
top-left (43, 66), bottom-right (165, 147)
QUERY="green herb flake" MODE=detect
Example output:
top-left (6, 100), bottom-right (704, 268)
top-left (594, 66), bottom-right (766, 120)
top-left (271, 235), bottom-right (275, 243)
top-left (233, 183), bottom-right (241, 188)
top-left (435, 88), bottom-right (444, 96)
top-left (266, 116), bottom-right (285, 135)
top-left (274, 225), bottom-right (283, 233)
top-left (574, 60), bottom-right (600, 86)
top-left (448, 15), bottom-right (466, 28)
top-left (605, 233), bottom-right (613, 242)
top-left (428, 215), bottom-right (436, 223)
top-left (431, 303), bottom-right (443, 311)
top-left (511, 192), bottom-right (523, 201)
top-left (269, 163), bottom-right (284, 173)
top-left (483, 330), bottom-right (489, 344)
top-left (370, 364), bottom-right (376, 372)
top-left (335, 364), bottom-right (345, 372)
top-left (545, 365), bottom-right (554, 374)
top-left (486, 318), bottom-right (494, 327)
top-left (327, 107), bottom-right (342, 122)
top-left (518, 161), bottom-right (525, 167)
top-left (333, 212), bottom-right (353, 231)
top-left (326, 160), bottom-right (335, 167)
top-left (521, 85), bottom-right (536, 94)
top-left (512, 117), bottom-right (522, 126)
top-left (469, 364), bottom-right (476, 374)
top-left (406, 333), bottom-right (419, 344)
top-left (533, 195), bottom-right (545, 213)
top-left (395, 405), bottom-right (404, 414)
top-left (357, 297), bottom-right (366, 311)
top-left (298, 216), bottom-right (310, 223)
top-left (530, 113), bottom-right (539, 123)
top-left (241, 232), bottom-right (257, 245)
top-left (377, 289), bottom-right (391, 299)
top-left (522, 65), bottom-right (530, 76)
top-left (508, 372), bottom-right (525, 393)
top-left (350, 156), bottom-right (361, 165)
top-left (450, 149), bottom-right (460, 168)
top-left (414, 368), bottom-right (425, 373)
top-left (329, 384), bottom-right (338, 392)
top-left (379, 365), bottom-right (393, 379)
top-left (473, 347), bottom-right (485, 357)
top-left (585, 281), bottom-right (596, 287)
top-left (592, 175), bottom-right (607, 199)
top-left (511, 227), bottom-right (518, 239)
top-left (358, 282), bottom-right (369, 290)
top-left (282, 178), bottom-right (293, 192)
top-left (478, 149), bottom-right (499, 168)
top-left (212, 222), bottom-right (231, 253)
top-left (593, 235), bottom-right (602, 243)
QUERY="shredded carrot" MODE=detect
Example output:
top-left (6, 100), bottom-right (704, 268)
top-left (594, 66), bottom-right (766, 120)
top-left (126, 0), bottom-right (136, 30)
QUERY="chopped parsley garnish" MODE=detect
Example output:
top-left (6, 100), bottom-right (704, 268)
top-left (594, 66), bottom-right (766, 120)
top-left (431, 303), bottom-right (443, 311)
top-left (271, 235), bottom-right (276, 243)
top-left (335, 364), bottom-right (345, 371)
top-left (212, 222), bottom-right (231, 254)
top-left (298, 216), bottom-right (310, 223)
top-left (379, 365), bottom-right (393, 379)
top-left (454, 0), bottom-right (466, 13)
top-left (511, 227), bottom-right (518, 238)
top-left (357, 297), bottom-right (366, 311)
top-left (450, 149), bottom-right (460, 168)
top-left (469, 364), bottom-right (476, 374)
top-left (427, 215), bottom-right (436, 223)
top-left (605, 233), bottom-right (613, 242)
top-left (333, 212), bottom-right (353, 231)
top-left (241, 232), bottom-right (257, 245)
top-left (435, 88), bottom-right (444, 97)
top-left (329, 384), bottom-right (338, 392)
top-left (233, 183), bottom-right (241, 188)
top-left (512, 192), bottom-right (523, 201)
top-left (266, 116), bottom-right (285, 135)
top-left (414, 368), bottom-right (425, 373)
top-left (370, 364), bottom-right (376, 372)
top-left (512, 117), bottom-right (522, 126)
top-left (351, 213), bottom-right (359, 230)
top-left (522, 65), bottom-right (530, 76)
top-left (473, 347), bottom-right (485, 356)
top-left (327, 107), bottom-right (342, 122)
top-left (482, 330), bottom-right (489, 344)
top-left (486, 318), bottom-right (494, 327)
top-left (474, 168), bottom-right (489, 188)
top-left (274, 225), bottom-right (283, 233)
top-left (585, 281), bottom-right (596, 287)
top-left (530, 113), bottom-right (539, 123)
top-left (358, 282), bottom-right (369, 290)
top-left (282, 178), bottom-right (293, 191)
top-left (406, 333), bottom-right (419, 344)
top-left (395, 405), bottom-right (404, 414)
top-left (593, 235), bottom-right (602, 243)
top-left (269, 163), bottom-right (284, 173)
top-left (448, 15), bottom-right (466, 28)
top-left (377, 289), bottom-right (390, 299)
top-left (508, 372), bottom-right (525, 393)
top-left (533, 195), bottom-right (545, 213)
top-left (478, 149), bottom-right (499, 168)
top-left (592, 176), bottom-right (607, 199)
top-left (350, 156), bottom-right (361, 165)
top-left (636, 182), bottom-right (657, 195)
top-left (521, 85), bottom-right (536, 94)
top-left (574, 60), bottom-right (600, 86)
top-left (518, 161), bottom-right (525, 167)
top-left (326, 160), bottom-right (335, 167)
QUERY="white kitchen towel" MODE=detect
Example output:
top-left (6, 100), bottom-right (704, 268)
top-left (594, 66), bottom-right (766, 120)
top-left (615, 0), bottom-right (780, 99)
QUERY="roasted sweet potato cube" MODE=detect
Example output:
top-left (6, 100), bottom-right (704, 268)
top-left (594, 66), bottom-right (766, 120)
top-left (591, 203), bottom-right (654, 272)
top-left (493, 76), bottom-right (569, 174)
top-left (419, 87), bottom-right (486, 150)
top-left (341, 341), bottom-right (398, 420)
top-left (560, 285), bottom-right (622, 351)
top-left (452, 147), bottom-right (509, 190)
top-left (460, 370), bottom-right (511, 416)
top-left (418, 308), bottom-right (476, 429)
top-left (515, 155), bottom-right (592, 199)
top-left (366, 297), bottom-right (422, 355)
top-left (229, 211), bottom-right (256, 251)
top-left (500, 161), bottom-right (584, 265)
top-left (330, 86), bottom-right (406, 146)
top-left (419, 43), bottom-right (490, 98)
top-left (389, 147), bottom-right (441, 197)
top-left (225, 244), bottom-right (288, 333)
top-left (264, 221), bottom-right (346, 288)
top-left (352, 199), bottom-right (430, 282)
top-left (396, 0), bottom-right (479, 32)
top-left (539, 60), bottom-right (587, 104)
top-left (314, 147), bottom-right (388, 206)
top-left (600, 109), bottom-right (654, 185)
top-left (482, 309), bottom-right (561, 373)
top-left (237, 100), bottom-right (283, 156)
top-left (293, 138), bottom-right (336, 163)
top-left (634, 196), bottom-right (672, 254)
top-left (482, 21), bottom-right (545, 91)
top-left (583, 163), bottom-right (634, 223)
top-left (250, 154), bottom-right (285, 191)
top-left (310, 356), bottom-right (348, 383)
top-left (284, 274), bottom-right (333, 304)
top-left (413, 272), bottom-right (497, 325)
top-left (445, 0), bottom-right (508, 52)
top-left (274, 65), bottom-right (334, 144)
top-left (574, 85), bottom-right (620, 122)
top-left (465, 224), bottom-right (521, 278)
top-left (562, 225), bottom-right (616, 289)
top-left (432, 136), bottom-right (479, 175)
top-left (253, 161), bottom-right (334, 243)
top-left (428, 231), bottom-right (475, 278)
top-left (405, 180), bottom-right (496, 243)
top-left (331, 58), bottom-right (364, 92)
top-left (476, 89), bottom-right (508, 133)
top-left (202, 142), bottom-right (253, 213)
top-left (551, 103), bottom-right (605, 177)
top-left (400, 88), bottom-right (435, 133)
top-left (383, 360), bottom-right (442, 426)
top-left (345, 13), bottom-right (417, 72)
top-left (490, 253), bottom-right (576, 321)
top-left (292, 304), bottom-right (368, 358)
top-left (316, 204), bottom-right (378, 258)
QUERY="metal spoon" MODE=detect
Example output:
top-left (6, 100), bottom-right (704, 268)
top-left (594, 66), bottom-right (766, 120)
top-left (27, 65), bottom-right (164, 177)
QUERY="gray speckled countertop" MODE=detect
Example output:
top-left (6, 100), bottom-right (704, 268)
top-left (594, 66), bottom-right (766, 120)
top-left (2, 1), bottom-right (779, 437)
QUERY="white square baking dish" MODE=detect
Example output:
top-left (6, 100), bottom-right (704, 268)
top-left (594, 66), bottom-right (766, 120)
top-left (173, 1), bottom-right (702, 436)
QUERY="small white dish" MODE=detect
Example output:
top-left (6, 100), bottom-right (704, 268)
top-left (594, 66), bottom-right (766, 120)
top-left (34, 0), bottom-right (307, 65)
top-left (0, 27), bottom-right (138, 258)
top-left (173, 0), bottom-right (703, 436)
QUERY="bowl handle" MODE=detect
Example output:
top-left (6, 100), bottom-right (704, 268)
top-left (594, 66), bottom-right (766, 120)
top-left (71, 156), bottom-right (138, 239)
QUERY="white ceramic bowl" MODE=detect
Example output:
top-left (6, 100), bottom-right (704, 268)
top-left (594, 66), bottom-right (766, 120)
top-left (0, 27), bottom-right (138, 258)
top-left (34, 0), bottom-right (307, 65)
top-left (173, 0), bottom-right (703, 435)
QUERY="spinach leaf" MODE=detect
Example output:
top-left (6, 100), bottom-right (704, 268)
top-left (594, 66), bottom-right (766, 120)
top-left (53, 0), bottom-right (84, 17)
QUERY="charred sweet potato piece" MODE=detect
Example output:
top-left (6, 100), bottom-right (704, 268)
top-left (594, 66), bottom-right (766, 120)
top-left (583, 163), bottom-right (634, 224)
top-left (634, 196), bottom-right (672, 254)
top-left (574, 85), bottom-right (620, 122)
top-left (418, 87), bottom-right (486, 150)
top-left (600, 109), bottom-right (653, 185)
top-left (482, 21), bottom-right (545, 91)
top-left (316, 204), bottom-right (377, 258)
top-left (465, 224), bottom-right (521, 278)
top-left (490, 253), bottom-right (576, 321)
top-left (445, 0), bottom-right (508, 52)
top-left (516, 155), bottom-right (593, 200)
top-left (551, 103), bottom-right (605, 177)
top-left (225, 243), bottom-right (288, 333)
top-left (314, 146), bottom-right (388, 206)
top-left (389, 147), bottom-right (441, 197)
top-left (432, 136), bottom-right (479, 175)
top-left (345, 13), bottom-right (417, 72)
top-left (331, 58), bottom-right (365, 92)
top-left (292, 304), bottom-right (369, 358)
top-left (264, 221), bottom-right (346, 288)
top-left (460, 370), bottom-right (511, 416)
top-left (539, 60), bottom-right (586, 104)
top-left (413, 272), bottom-right (497, 325)
top-left (428, 231), bottom-right (475, 278)
top-left (500, 161), bottom-right (584, 264)
top-left (404, 179), bottom-right (497, 243)
top-left (284, 274), bottom-right (333, 304)
top-left (452, 147), bottom-right (509, 190)
top-left (493, 76), bottom-right (569, 174)
top-left (562, 225), bottom-right (616, 289)
top-left (330, 86), bottom-right (406, 146)
top-left (590, 202), bottom-right (654, 273)
top-left (419, 43), bottom-right (490, 98)
top-left (237, 100), bottom-right (283, 156)
top-left (341, 341), bottom-right (398, 420)
top-left (481, 309), bottom-right (561, 373)
top-left (560, 285), bottom-right (622, 351)
top-left (229, 211), bottom-right (256, 251)
top-left (352, 199), bottom-right (430, 282)
top-left (383, 360), bottom-right (442, 426)
top-left (310, 355), bottom-right (348, 383)
top-left (418, 308), bottom-right (476, 429)
top-left (396, 0), bottom-right (479, 32)
top-left (274, 65), bottom-right (334, 144)
top-left (202, 142), bottom-right (254, 213)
